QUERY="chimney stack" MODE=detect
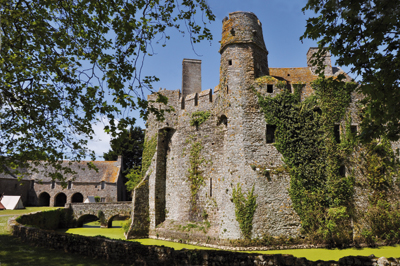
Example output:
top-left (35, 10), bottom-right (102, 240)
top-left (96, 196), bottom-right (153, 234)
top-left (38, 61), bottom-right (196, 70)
top-left (182, 59), bottom-right (201, 99)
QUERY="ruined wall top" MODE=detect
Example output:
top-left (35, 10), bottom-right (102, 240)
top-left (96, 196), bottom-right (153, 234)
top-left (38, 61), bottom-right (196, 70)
top-left (219, 11), bottom-right (267, 54)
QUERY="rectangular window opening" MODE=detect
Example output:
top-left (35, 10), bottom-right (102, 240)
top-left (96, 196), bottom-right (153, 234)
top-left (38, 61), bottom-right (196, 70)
top-left (101, 197), bottom-right (106, 203)
top-left (101, 181), bottom-right (105, 190)
top-left (67, 181), bottom-right (72, 190)
top-left (267, 84), bottom-right (273, 93)
top-left (339, 165), bottom-right (346, 177)
top-left (266, 125), bottom-right (277, 144)
top-left (51, 181), bottom-right (55, 189)
top-left (210, 178), bottom-right (212, 197)
top-left (334, 125), bottom-right (340, 143)
top-left (228, 59), bottom-right (232, 66)
top-left (350, 125), bottom-right (357, 134)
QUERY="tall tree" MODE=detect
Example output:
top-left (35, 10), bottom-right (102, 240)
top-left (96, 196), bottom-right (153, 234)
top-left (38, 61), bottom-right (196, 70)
top-left (103, 126), bottom-right (145, 171)
top-left (301, 0), bottom-right (400, 141)
top-left (0, 0), bottom-right (214, 179)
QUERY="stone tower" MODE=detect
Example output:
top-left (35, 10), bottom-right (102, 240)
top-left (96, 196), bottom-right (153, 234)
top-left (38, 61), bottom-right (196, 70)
top-left (219, 11), bottom-right (269, 91)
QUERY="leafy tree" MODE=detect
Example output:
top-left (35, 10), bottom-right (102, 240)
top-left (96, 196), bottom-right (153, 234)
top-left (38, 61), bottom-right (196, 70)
top-left (0, 0), bottom-right (215, 179)
top-left (301, 0), bottom-right (400, 141)
top-left (103, 126), bottom-right (145, 171)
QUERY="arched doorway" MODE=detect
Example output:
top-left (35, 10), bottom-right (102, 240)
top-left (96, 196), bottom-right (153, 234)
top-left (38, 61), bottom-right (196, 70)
top-left (71, 192), bottom-right (84, 203)
top-left (54, 193), bottom-right (67, 207)
top-left (38, 192), bottom-right (50, 206)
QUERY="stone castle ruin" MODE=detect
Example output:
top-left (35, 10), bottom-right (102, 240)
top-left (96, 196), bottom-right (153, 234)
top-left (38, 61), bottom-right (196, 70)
top-left (126, 11), bottom-right (400, 244)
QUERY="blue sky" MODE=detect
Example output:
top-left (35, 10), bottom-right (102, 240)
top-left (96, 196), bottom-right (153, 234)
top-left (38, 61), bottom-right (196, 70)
top-left (87, 0), bottom-right (352, 159)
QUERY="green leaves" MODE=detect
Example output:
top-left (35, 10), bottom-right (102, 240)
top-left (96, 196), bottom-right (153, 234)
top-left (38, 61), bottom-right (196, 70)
top-left (231, 184), bottom-right (258, 240)
top-left (0, 0), bottom-right (214, 181)
top-left (302, 0), bottom-right (400, 141)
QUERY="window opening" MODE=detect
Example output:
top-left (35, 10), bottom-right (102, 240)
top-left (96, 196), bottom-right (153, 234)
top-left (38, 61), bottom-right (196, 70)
top-left (67, 181), bottom-right (72, 190)
top-left (230, 28), bottom-right (235, 36)
top-left (181, 98), bottom-right (185, 109)
top-left (350, 125), bottom-right (357, 134)
top-left (334, 125), bottom-right (340, 143)
top-left (51, 181), bottom-right (55, 189)
top-left (267, 84), bottom-right (273, 93)
top-left (101, 181), bottom-right (105, 190)
top-left (210, 178), bottom-right (212, 197)
top-left (339, 165), bottom-right (346, 177)
top-left (228, 59), bottom-right (232, 66)
top-left (266, 125), bottom-right (277, 143)
top-left (217, 115), bottom-right (228, 126)
top-left (101, 197), bottom-right (106, 203)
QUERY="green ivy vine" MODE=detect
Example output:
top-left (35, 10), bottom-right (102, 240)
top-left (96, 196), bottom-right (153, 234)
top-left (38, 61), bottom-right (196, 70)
top-left (190, 111), bottom-right (211, 127)
top-left (231, 183), bottom-right (258, 239)
top-left (257, 75), bottom-right (358, 244)
top-left (141, 133), bottom-right (158, 177)
top-left (187, 137), bottom-right (205, 217)
top-left (359, 139), bottom-right (400, 244)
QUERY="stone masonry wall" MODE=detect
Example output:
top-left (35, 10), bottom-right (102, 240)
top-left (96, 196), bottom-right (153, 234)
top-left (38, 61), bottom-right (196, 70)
top-left (128, 11), bottom-right (400, 245)
top-left (11, 218), bottom-right (400, 266)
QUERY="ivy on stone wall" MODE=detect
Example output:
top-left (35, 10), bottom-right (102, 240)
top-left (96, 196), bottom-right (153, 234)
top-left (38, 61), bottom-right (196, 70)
top-left (359, 139), bottom-right (400, 243)
top-left (231, 184), bottom-right (258, 240)
top-left (190, 111), bottom-right (211, 127)
top-left (141, 133), bottom-right (158, 177)
top-left (257, 75), bottom-right (357, 245)
top-left (187, 137), bottom-right (205, 218)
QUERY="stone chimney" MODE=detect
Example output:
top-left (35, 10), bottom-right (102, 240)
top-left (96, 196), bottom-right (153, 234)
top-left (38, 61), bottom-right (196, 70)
top-left (307, 47), bottom-right (333, 76)
top-left (182, 59), bottom-right (201, 99)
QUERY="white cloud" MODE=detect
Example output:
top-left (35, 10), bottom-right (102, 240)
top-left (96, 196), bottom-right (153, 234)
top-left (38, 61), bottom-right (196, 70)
top-left (85, 117), bottom-right (115, 160)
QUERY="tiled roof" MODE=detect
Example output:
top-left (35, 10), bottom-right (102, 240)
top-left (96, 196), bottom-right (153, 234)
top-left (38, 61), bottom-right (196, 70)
top-left (0, 160), bottom-right (121, 183)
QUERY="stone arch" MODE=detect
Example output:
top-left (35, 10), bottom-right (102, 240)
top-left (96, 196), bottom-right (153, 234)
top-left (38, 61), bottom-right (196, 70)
top-left (54, 192), bottom-right (67, 207)
top-left (76, 214), bottom-right (99, 227)
top-left (38, 192), bottom-right (50, 206)
top-left (107, 214), bottom-right (130, 228)
top-left (71, 192), bottom-right (84, 203)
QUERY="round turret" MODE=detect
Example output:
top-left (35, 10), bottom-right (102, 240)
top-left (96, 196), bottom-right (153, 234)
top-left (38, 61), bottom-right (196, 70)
top-left (218, 12), bottom-right (269, 90)
top-left (219, 11), bottom-right (267, 54)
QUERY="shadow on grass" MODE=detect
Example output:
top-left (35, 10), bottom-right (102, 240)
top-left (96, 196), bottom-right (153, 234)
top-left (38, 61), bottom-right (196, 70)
top-left (0, 235), bottom-right (119, 266)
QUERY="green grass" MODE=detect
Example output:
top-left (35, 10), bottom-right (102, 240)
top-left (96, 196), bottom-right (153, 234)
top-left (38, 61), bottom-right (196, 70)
top-left (0, 207), bottom-right (120, 266)
top-left (65, 220), bottom-right (400, 261)
top-left (246, 246), bottom-right (400, 261)
top-left (3, 207), bottom-right (400, 263)
top-left (62, 221), bottom-right (216, 250)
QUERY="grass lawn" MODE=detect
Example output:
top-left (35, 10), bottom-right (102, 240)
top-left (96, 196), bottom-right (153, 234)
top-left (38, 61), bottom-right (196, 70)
top-left (65, 221), bottom-right (400, 261)
top-left (2, 207), bottom-right (400, 263)
top-left (0, 207), bottom-right (121, 266)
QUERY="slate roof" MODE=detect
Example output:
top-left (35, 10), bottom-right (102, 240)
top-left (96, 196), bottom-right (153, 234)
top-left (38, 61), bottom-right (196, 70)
top-left (0, 160), bottom-right (121, 183)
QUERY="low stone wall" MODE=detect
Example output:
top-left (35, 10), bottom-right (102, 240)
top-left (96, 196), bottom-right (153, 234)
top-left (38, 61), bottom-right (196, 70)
top-left (10, 218), bottom-right (400, 266)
